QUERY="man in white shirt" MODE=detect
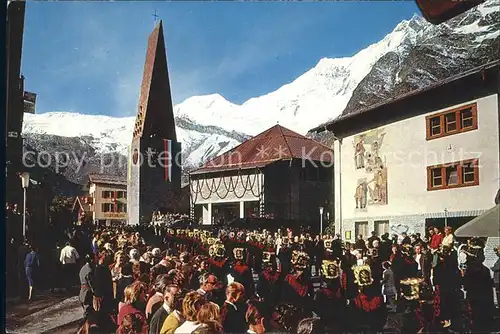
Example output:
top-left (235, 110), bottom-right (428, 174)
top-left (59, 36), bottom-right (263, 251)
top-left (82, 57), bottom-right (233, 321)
top-left (59, 241), bottom-right (80, 290)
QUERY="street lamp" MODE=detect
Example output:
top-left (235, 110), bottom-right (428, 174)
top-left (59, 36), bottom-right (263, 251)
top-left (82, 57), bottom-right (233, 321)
top-left (444, 208), bottom-right (448, 228)
top-left (319, 207), bottom-right (324, 235)
top-left (20, 172), bottom-right (30, 238)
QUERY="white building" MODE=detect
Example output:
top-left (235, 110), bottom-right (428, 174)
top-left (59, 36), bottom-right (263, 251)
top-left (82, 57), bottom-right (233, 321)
top-left (310, 61), bottom-right (499, 242)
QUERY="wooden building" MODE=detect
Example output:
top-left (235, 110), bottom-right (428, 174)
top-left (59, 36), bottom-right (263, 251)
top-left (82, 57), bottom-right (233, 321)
top-left (189, 125), bottom-right (333, 230)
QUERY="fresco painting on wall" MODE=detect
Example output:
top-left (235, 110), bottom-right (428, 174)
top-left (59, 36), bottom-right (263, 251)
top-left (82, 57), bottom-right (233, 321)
top-left (354, 129), bottom-right (388, 207)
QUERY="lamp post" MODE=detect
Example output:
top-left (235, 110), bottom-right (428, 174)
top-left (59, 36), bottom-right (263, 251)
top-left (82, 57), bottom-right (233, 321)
top-left (326, 212), bottom-right (330, 233)
top-left (319, 207), bottom-right (324, 235)
top-left (20, 172), bottom-right (30, 239)
top-left (444, 208), bottom-right (448, 228)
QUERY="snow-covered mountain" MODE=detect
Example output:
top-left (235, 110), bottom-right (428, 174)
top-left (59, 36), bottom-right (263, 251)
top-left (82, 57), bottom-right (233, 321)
top-left (22, 0), bottom-right (499, 187)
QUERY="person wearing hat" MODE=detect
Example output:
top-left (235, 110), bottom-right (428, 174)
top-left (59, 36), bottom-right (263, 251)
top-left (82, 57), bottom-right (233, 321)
top-left (314, 257), bottom-right (346, 331)
top-left (432, 245), bottom-right (460, 329)
top-left (348, 264), bottom-right (386, 332)
top-left (463, 238), bottom-right (495, 332)
top-left (207, 241), bottom-right (230, 284)
top-left (229, 247), bottom-right (255, 299)
top-left (281, 250), bottom-right (314, 311)
top-left (256, 251), bottom-right (281, 315)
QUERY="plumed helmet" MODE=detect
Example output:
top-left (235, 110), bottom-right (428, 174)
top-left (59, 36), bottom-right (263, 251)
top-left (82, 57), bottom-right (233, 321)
top-left (353, 264), bottom-right (373, 287)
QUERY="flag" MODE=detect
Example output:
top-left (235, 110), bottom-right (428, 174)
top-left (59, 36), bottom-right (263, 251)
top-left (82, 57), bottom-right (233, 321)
top-left (164, 139), bottom-right (172, 183)
top-left (127, 145), bottom-right (131, 183)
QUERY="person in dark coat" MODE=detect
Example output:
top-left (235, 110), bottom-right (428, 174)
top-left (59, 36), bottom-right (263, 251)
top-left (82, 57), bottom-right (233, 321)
top-left (348, 264), bottom-right (387, 332)
top-left (278, 238), bottom-right (292, 276)
top-left (220, 282), bottom-right (248, 333)
top-left (149, 284), bottom-right (180, 334)
top-left (92, 251), bottom-right (116, 331)
top-left (24, 244), bottom-right (40, 301)
top-left (432, 245), bottom-right (460, 329)
top-left (79, 254), bottom-right (96, 320)
top-left (314, 257), bottom-right (346, 331)
top-left (281, 251), bottom-right (314, 312)
top-left (229, 247), bottom-right (255, 299)
top-left (256, 252), bottom-right (281, 315)
top-left (463, 238), bottom-right (495, 332)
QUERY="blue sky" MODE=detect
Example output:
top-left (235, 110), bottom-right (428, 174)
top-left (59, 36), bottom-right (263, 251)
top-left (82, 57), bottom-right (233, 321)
top-left (22, 2), bottom-right (420, 117)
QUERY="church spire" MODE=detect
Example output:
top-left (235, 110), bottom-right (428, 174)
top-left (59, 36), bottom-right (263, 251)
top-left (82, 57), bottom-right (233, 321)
top-left (133, 20), bottom-right (177, 141)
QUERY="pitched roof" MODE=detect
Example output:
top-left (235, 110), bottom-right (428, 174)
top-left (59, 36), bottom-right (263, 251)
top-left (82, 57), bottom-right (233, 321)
top-left (192, 124), bottom-right (333, 174)
top-left (309, 60), bottom-right (500, 134)
top-left (88, 174), bottom-right (127, 186)
top-left (133, 20), bottom-right (177, 141)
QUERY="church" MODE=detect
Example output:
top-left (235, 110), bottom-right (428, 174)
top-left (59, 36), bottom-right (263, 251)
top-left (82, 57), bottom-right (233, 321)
top-left (127, 21), bottom-right (182, 224)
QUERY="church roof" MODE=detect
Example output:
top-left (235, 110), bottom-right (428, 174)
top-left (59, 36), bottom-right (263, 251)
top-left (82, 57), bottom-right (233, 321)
top-left (133, 20), bottom-right (177, 141)
top-left (191, 124), bottom-right (333, 174)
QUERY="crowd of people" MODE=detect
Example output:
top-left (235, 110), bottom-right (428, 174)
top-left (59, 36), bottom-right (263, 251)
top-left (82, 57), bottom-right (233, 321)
top-left (57, 223), bottom-right (499, 334)
top-left (151, 212), bottom-right (190, 225)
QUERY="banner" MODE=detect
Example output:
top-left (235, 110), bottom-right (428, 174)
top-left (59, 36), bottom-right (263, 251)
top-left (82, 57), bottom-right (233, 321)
top-left (163, 139), bottom-right (172, 183)
top-left (23, 91), bottom-right (37, 114)
top-left (127, 145), bottom-right (131, 183)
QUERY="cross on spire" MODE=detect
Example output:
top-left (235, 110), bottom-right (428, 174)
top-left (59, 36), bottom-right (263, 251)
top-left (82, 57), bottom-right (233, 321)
top-left (152, 9), bottom-right (159, 25)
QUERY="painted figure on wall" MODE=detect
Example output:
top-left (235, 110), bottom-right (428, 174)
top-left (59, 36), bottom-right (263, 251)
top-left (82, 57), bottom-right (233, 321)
top-left (355, 179), bottom-right (368, 209)
top-left (368, 167), bottom-right (387, 205)
top-left (353, 129), bottom-right (388, 208)
top-left (354, 135), bottom-right (366, 169)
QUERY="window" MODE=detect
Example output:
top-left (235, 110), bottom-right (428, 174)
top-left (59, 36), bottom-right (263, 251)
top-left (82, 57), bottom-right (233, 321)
top-left (117, 203), bottom-right (127, 213)
top-left (355, 221), bottom-right (369, 239)
top-left (427, 159), bottom-right (479, 191)
top-left (117, 191), bottom-right (127, 199)
top-left (426, 103), bottom-right (477, 140)
top-left (102, 191), bottom-right (114, 199)
top-left (102, 203), bottom-right (112, 212)
top-left (374, 220), bottom-right (389, 236)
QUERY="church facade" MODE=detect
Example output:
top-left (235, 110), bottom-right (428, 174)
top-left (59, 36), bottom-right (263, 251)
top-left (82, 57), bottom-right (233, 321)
top-left (310, 61), bottom-right (499, 241)
top-left (127, 21), bottom-right (182, 224)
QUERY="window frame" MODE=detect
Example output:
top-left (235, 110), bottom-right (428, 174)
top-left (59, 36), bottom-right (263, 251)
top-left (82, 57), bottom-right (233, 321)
top-left (427, 158), bottom-right (479, 191)
top-left (425, 103), bottom-right (477, 140)
top-left (101, 203), bottom-right (112, 212)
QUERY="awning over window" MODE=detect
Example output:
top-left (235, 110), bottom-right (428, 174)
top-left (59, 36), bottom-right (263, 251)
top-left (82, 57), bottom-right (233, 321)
top-left (455, 204), bottom-right (500, 237)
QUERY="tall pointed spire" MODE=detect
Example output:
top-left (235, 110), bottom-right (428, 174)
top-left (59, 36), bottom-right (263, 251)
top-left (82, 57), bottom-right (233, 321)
top-left (128, 21), bottom-right (182, 225)
top-left (133, 20), bottom-right (177, 141)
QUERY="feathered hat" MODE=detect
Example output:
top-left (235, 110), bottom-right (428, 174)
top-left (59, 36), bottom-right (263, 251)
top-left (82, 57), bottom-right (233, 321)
top-left (291, 250), bottom-right (310, 270)
top-left (209, 240), bottom-right (225, 258)
top-left (321, 259), bottom-right (340, 279)
top-left (352, 264), bottom-right (373, 287)
top-left (400, 277), bottom-right (425, 300)
top-left (233, 247), bottom-right (245, 260)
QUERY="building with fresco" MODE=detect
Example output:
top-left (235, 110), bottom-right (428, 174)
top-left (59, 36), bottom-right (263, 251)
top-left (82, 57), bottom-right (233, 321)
top-left (189, 124), bottom-right (333, 229)
top-left (310, 61), bottom-right (499, 242)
